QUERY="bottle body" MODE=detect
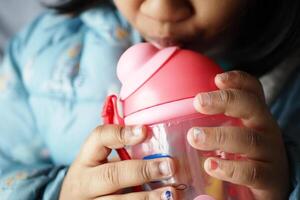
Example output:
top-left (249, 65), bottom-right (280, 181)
top-left (128, 114), bottom-right (253, 200)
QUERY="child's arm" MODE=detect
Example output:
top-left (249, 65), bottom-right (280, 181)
top-left (187, 71), bottom-right (289, 200)
top-left (0, 26), bottom-right (69, 199)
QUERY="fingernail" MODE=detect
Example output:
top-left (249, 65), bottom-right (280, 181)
top-left (196, 93), bottom-right (211, 107)
top-left (159, 160), bottom-right (172, 177)
top-left (210, 159), bottom-right (218, 170)
top-left (132, 125), bottom-right (143, 137)
top-left (192, 128), bottom-right (205, 143)
top-left (216, 73), bottom-right (229, 82)
top-left (161, 190), bottom-right (173, 200)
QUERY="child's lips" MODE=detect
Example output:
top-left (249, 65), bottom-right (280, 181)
top-left (146, 37), bottom-right (183, 49)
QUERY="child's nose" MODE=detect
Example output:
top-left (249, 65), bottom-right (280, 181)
top-left (140, 0), bottom-right (193, 22)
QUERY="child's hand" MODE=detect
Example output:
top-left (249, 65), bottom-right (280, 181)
top-left (187, 71), bottom-right (289, 200)
top-left (59, 125), bottom-right (177, 200)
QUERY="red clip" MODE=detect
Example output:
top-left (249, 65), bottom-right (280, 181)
top-left (102, 95), bottom-right (124, 125)
top-left (102, 96), bottom-right (115, 124)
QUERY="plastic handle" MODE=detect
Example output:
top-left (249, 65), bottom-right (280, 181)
top-left (102, 95), bottom-right (131, 160)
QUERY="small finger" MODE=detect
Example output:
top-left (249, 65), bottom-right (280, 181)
top-left (215, 71), bottom-right (265, 102)
top-left (187, 127), bottom-right (270, 159)
top-left (89, 158), bottom-right (176, 196)
top-left (78, 125), bottom-right (147, 166)
top-left (204, 158), bottom-right (271, 189)
top-left (95, 187), bottom-right (177, 200)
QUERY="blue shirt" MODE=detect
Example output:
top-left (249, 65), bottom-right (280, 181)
top-left (0, 5), bottom-right (300, 200)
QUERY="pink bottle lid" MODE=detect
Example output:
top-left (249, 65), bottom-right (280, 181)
top-left (117, 43), bottom-right (223, 125)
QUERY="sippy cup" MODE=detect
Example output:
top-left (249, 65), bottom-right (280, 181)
top-left (102, 43), bottom-right (254, 200)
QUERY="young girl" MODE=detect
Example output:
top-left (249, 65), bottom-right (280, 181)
top-left (0, 0), bottom-right (299, 199)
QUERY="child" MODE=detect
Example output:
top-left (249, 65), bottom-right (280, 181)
top-left (0, 0), bottom-right (299, 199)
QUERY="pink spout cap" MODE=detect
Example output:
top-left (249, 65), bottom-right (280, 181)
top-left (117, 43), bottom-right (179, 100)
top-left (117, 43), bottom-right (223, 125)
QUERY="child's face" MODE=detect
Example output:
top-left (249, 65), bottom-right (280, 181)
top-left (114, 0), bottom-right (248, 52)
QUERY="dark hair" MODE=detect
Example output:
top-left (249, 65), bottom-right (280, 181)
top-left (43, 0), bottom-right (108, 14)
top-left (47, 0), bottom-right (300, 76)
top-left (228, 0), bottom-right (300, 76)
